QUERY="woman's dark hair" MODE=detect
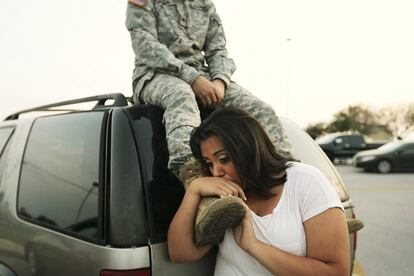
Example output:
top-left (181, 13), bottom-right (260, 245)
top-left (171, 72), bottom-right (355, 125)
top-left (190, 107), bottom-right (294, 198)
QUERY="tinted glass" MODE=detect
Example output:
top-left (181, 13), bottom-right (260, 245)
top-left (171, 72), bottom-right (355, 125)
top-left (401, 144), bottom-right (414, 154)
top-left (0, 264), bottom-right (16, 276)
top-left (18, 112), bottom-right (104, 240)
top-left (131, 107), bottom-right (184, 242)
top-left (348, 136), bottom-right (363, 144)
top-left (0, 128), bottom-right (14, 156)
top-left (0, 128), bottom-right (14, 188)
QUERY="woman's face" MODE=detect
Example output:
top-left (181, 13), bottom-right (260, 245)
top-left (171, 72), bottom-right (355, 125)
top-left (200, 135), bottom-right (242, 186)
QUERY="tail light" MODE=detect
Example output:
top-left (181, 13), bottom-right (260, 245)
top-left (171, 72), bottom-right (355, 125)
top-left (100, 268), bottom-right (150, 276)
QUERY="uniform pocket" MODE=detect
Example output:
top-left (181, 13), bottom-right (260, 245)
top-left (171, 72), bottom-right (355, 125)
top-left (154, 2), bottom-right (179, 45)
top-left (189, 3), bottom-right (209, 11)
top-left (188, 3), bottom-right (210, 43)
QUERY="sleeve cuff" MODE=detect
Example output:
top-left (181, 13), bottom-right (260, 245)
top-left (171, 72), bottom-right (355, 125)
top-left (212, 74), bottom-right (230, 88)
top-left (180, 65), bottom-right (202, 85)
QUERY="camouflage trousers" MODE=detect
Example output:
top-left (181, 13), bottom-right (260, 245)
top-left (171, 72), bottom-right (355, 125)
top-left (138, 73), bottom-right (293, 177)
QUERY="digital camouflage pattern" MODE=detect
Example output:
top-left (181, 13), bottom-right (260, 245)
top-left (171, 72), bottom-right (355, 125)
top-left (126, 0), bottom-right (235, 97)
top-left (126, 0), bottom-right (292, 176)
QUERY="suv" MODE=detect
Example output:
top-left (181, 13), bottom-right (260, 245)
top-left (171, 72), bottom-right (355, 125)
top-left (0, 94), bottom-right (358, 276)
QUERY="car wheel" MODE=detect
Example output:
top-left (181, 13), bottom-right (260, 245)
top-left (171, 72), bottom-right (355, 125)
top-left (377, 160), bottom-right (391, 173)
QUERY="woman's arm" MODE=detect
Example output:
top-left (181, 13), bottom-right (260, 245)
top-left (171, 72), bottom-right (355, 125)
top-left (168, 176), bottom-right (246, 262)
top-left (234, 207), bottom-right (350, 276)
top-left (168, 186), bottom-right (212, 262)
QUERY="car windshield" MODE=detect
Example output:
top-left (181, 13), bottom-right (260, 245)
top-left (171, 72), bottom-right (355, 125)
top-left (377, 141), bottom-right (402, 152)
top-left (315, 133), bottom-right (338, 144)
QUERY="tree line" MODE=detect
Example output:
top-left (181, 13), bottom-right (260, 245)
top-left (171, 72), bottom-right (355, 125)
top-left (305, 103), bottom-right (414, 140)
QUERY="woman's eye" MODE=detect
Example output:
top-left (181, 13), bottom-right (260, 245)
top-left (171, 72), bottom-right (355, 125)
top-left (219, 157), bottom-right (229, 164)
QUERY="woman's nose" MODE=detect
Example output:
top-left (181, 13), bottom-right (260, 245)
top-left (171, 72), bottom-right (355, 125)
top-left (211, 163), bottom-right (225, 177)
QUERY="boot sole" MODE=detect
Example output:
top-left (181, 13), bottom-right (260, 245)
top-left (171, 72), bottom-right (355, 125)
top-left (195, 197), bottom-right (245, 246)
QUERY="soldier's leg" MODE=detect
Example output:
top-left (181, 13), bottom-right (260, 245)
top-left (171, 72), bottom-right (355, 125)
top-left (140, 74), bottom-right (201, 176)
top-left (140, 74), bottom-right (245, 245)
top-left (219, 82), bottom-right (293, 158)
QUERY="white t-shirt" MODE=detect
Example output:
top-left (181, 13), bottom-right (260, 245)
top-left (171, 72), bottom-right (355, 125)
top-left (214, 162), bottom-right (343, 276)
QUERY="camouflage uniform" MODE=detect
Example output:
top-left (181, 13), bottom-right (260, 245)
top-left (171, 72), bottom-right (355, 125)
top-left (126, 0), bottom-right (292, 176)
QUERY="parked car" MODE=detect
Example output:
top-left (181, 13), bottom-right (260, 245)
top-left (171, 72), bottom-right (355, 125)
top-left (316, 132), bottom-right (386, 161)
top-left (353, 140), bottom-right (414, 173)
top-left (0, 94), bottom-right (359, 276)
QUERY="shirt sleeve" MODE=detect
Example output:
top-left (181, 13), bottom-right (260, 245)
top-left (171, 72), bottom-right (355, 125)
top-left (203, 6), bottom-right (236, 87)
top-left (297, 166), bottom-right (344, 222)
top-left (126, 2), bottom-right (201, 85)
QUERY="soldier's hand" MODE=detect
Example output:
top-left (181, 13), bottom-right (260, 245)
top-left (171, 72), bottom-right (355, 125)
top-left (191, 76), bottom-right (220, 107)
top-left (211, 79), bottom-right (225, 102)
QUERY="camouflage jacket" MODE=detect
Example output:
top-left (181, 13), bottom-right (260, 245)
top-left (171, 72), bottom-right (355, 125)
top-left (126, 0), bottom-right (236, 94)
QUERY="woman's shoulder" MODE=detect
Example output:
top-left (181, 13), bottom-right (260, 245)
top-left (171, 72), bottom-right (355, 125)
top-left (285, 162), bottom-right (331, 188)
top-left (286, 162), bottom-right (322, 176)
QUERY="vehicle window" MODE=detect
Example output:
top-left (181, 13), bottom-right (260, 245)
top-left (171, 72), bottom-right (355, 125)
top-left (348, 136), bottom-right (363, 145)
top-left (0, 264), bottom-right (16, 276)
top-left (18, 112), bottom-right (104, 241)
top-left (0, 128), bottom-right (14, 188)
top-left (401, 144), bottom-right (414, 154)
top-left (0, 128), bottom-right (14, 156)
top-left (131, 107), bottom-right (184, 243)
top-left (338, 136), bottom-right (348, 144)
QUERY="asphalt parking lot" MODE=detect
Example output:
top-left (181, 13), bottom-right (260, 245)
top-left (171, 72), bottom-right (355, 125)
top-left (335, 164), bottom-right (414, 276)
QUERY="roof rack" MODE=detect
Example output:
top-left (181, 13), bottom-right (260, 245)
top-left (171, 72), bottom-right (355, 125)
top-left (5, 93), bottom-right (129, 121)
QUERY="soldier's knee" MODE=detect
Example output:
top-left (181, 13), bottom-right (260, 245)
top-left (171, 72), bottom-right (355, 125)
top-left (161, 82), bottom-right (195, 102)
top-left (164, 88), bottom-right (196, 104)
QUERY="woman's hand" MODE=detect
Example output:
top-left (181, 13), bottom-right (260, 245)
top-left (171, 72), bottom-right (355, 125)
top-left (233, 203), bottom-right (258, 254)
top-left (188, 176), bottom-right (246, 200)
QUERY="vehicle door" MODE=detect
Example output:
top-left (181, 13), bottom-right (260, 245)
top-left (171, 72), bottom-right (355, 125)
top-left (331, 136), bottom-right (346, 157)
top-left (130, 105), bottom-right (217, 275)
top-left (11, 111), bottom-right (150, 276)
top-left (333, 136), bottom-right (363, 157)
top-left (0, 126), bottom-right (18, 276)
top-left (394, 143), bottom-right (414, 170)
top-left (13, 112), bottom-right (105, 276)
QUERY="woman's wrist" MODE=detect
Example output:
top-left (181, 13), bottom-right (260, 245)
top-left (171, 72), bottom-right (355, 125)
top-left (186, 180), bottom-right (203, 199)
top-left (187, 177), bottom-right (210, 196)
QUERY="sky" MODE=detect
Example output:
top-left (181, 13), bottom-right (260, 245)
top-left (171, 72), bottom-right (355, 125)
top-left (1, 0), bottom-right (413, 127)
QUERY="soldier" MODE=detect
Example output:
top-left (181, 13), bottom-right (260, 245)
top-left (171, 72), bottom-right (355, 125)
top-left (126, 0), bottom-right (292, 246)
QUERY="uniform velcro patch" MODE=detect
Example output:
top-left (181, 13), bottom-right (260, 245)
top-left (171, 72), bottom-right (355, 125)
top-left (128, 0), bottom-right (147, 8)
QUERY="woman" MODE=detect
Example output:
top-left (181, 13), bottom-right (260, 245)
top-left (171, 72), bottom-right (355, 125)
top-left (168, 107), bottom-right (350, 275)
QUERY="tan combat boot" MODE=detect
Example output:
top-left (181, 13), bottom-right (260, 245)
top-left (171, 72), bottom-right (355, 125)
top-left (180, 159), bottom-right (246, 246)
